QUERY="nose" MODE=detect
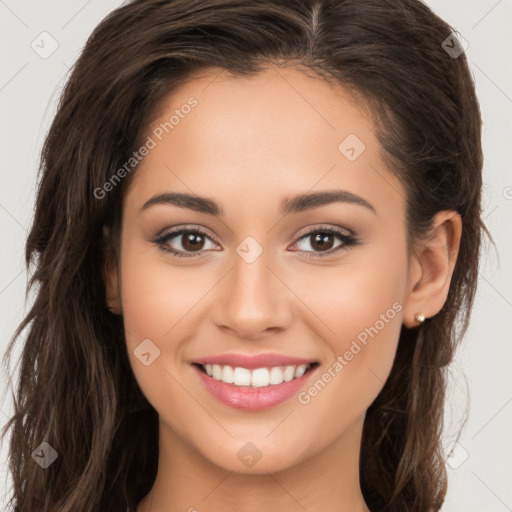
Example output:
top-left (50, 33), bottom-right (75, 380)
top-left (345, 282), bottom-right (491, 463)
top-left (210, 245), bottom-right (293, 341)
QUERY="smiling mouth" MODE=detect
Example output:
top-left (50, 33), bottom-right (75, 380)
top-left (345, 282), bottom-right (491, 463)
top-left (192, 362), bottom-right (320, 388)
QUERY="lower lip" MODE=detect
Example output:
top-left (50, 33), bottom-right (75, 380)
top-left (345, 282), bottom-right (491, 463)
top-left (192, 364), bottom-right (318, 411)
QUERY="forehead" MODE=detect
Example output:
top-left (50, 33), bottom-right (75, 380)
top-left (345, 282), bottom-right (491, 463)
top-left (124, 66), bottom-right (406, 222)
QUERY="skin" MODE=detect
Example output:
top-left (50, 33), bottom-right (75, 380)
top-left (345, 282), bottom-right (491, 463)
top-left (104, 65), bottom-right (462, 512)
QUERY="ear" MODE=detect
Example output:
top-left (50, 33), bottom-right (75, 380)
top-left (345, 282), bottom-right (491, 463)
top-left (102, 226), bottom-right (122, 314)
top-left (402, 211), bottom-right (462, 328)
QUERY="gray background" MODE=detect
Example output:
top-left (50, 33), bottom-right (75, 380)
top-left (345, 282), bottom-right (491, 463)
top-left (1, 1), bottom-right (511, 510)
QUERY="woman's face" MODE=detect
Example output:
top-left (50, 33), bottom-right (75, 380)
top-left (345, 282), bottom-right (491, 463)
top-left (110, 66), bottom-right (415, 473)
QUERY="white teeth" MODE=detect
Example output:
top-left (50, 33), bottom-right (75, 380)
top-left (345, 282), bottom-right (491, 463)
top-left (221, 365), bottom-right (234, 384)
top-left (283, 366), bottom-right (295, 382)
top-left (201, 363), bottom-right (312, 387)
top-left (212, 364), bottom-right (222, 380)
top-left (251, 368), bottom-right (269, 387)
top-left (294, 364), bottom-right (307, 378)
top-left (269, 367), bottom-right (284, 385)
top-left (233, 367), bottom-right (251, 386)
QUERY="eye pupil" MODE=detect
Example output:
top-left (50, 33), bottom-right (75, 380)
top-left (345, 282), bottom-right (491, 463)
top-left (182, 232), bottom-right (205, 251)
top-left (311, 232), bottom-right (334, 251)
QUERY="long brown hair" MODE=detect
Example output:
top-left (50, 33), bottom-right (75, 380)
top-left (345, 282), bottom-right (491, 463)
top-left (2, 0), bottom-right (489, 510)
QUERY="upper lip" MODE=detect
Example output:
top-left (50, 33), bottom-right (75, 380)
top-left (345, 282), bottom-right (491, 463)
top-left (193, 352), bottom-right (318, 370)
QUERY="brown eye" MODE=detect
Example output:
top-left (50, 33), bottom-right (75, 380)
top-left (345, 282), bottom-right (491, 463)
top-left (292, 227), bottom-right (359, 257)
top-left (181, 232), bottom-right (206, 252)
top-left (155, 227), bottom-right (218, 257)
top-left (309, 232), bottom-right (336, 251)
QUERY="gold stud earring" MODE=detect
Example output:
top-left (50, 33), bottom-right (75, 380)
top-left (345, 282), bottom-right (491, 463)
top-left (414, 312), bottom-right (426, 324)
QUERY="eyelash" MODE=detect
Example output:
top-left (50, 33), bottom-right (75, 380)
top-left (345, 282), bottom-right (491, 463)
top-left (154, 225), bottom-right (360, 259)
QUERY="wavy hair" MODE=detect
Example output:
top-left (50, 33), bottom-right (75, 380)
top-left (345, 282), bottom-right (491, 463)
top-left (2, 0), bottom-right (489, 510)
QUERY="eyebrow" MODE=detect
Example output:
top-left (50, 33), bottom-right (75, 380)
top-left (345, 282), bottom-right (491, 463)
top-left (139, 189), bottom-right (377, 216)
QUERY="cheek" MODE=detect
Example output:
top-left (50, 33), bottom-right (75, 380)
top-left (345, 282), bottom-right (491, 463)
top-left (117, 238), bottom-right (225, 406)
top-left (290, 291), bottom-right (403, 450)
top-left (293, 249), bottom-right (407, 419)
top-left (119, 235), bottom-right (208, 341)
top-left (116, 238), bottom-right (188, 390)
top-left (315, 285), bottom-right (402, 384)
top-left (329, 265), bottom-right (404, 345)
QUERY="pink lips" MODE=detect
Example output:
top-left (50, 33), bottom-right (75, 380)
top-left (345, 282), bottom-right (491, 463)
top-left (191, 352), bottom-right (319, 411)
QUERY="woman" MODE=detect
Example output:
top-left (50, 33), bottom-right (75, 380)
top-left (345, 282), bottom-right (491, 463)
top-left (2, 0), bottom-right (489, 510)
